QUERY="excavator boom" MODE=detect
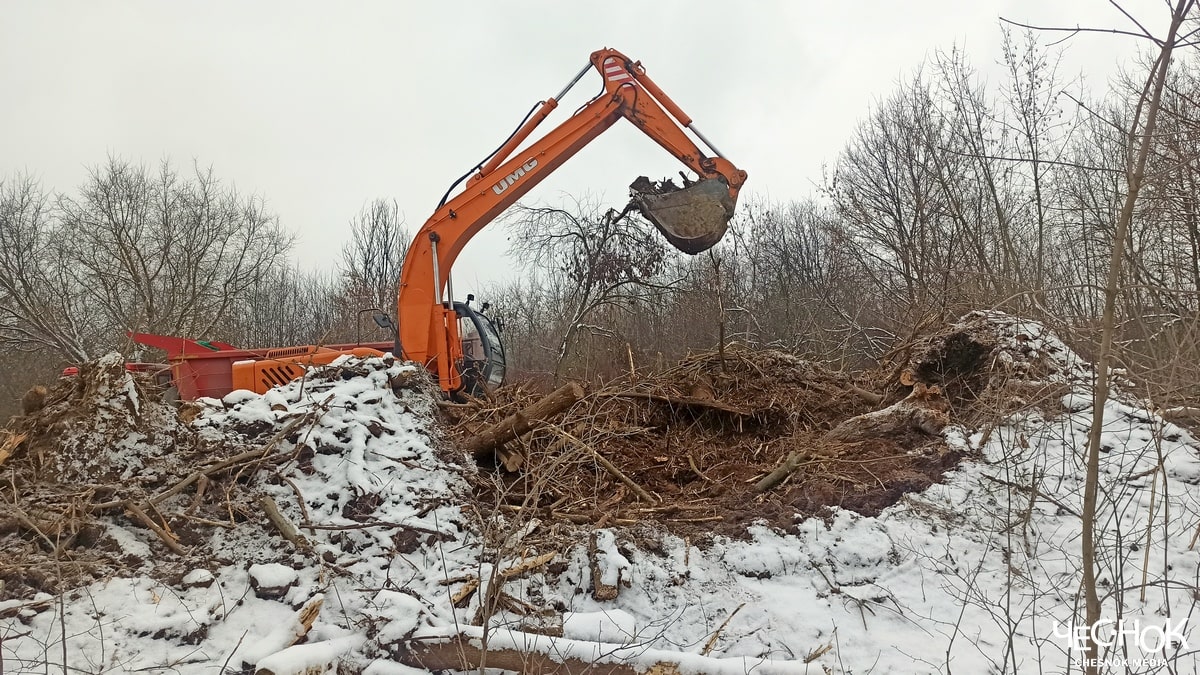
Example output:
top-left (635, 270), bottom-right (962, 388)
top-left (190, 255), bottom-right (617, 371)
top-left (398, 47), bottom-right (748, 392)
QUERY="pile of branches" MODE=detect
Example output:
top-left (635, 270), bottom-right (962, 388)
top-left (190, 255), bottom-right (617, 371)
top-left (0, 356), bottom-right (404, 601)
top-left (449, 345), bottom-right (961, 538)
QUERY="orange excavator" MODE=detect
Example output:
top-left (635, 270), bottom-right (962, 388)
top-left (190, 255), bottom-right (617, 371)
top-left (133, 47), bottom-right (747, 399)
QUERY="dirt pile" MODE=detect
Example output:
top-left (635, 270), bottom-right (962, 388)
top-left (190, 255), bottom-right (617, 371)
top-left (5, 353), bottom-right (193, 484)
top-left (0, 354), bottom-right (215, 598)
top-left (457, 312), bottom-right (1087, 538)
top-left (455, 348), bottom-right (944, 538)
top-left (898, 310), bottom-right (1086, 421)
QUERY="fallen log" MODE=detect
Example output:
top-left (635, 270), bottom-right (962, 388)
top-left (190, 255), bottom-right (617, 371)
top-left (822, 382), bottom-right (949, 444)
top-left (464, 382), bottom-right (585, 459)
top-left (605, 390), bottom-right (755, 419)
top-left (403, 635), bottom-right (651, 674)
top-left (397, 628), bottom-right (817, 674)
top-left (754, 384), bottom-right (949, 494)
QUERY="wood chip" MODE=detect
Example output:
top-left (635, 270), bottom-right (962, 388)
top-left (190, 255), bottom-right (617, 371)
top-left (451, 577), bottom-right (480, 607)
top-left (0, 432), bottom-right (26, 467)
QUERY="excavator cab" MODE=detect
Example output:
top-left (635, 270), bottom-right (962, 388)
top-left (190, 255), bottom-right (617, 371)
top-left (454, 298), bottom-right (505, 395)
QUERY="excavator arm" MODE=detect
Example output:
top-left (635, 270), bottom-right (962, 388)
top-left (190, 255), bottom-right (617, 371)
top-left (398, 47), bottom-right (748, 392)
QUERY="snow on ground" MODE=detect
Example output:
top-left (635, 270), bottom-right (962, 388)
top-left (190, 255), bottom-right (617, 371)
top-left (3, 314), bottom-right (1200, 674)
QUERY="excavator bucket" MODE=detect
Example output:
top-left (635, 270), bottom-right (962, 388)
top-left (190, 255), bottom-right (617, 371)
top-left (629, 177), bottom-right (735, 254)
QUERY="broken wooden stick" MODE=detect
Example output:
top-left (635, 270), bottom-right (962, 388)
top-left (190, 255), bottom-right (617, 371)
top-left (498, 551), bottom-right (556, 580)
top-left (604, 390), bottom-right (755, 419)
top-left (125, 501), bottom-right (186, 555)
top-left (849, 385), bottom-right (883, 405)
top-left (450, 577), bottom-right (480, 608)
top-left (0, 432), bottom-right (26, 468)
top-left (701, 603), bottom-right (746, 655)
top-left (463, 382), bottom-right (585, 459)
top-left (259, 495), bottom-right (311, 551)
top-left (753, 448), bottom-right (812, 494)
top-left (554, 427), bottom-right (658, 504)
top-left (252, 596), bottom-right (332, 675)
top-left (293, 595), bottom-right (323, 644)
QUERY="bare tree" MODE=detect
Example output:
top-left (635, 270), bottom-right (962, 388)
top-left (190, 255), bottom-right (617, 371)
top-left (338, 198), bottom-right (410, 313)
top-left (1000, 28), bottom-right (1073, 291)
top-left (736, 198), bottom-right (874, 360)
top-left (54, 157), bottom-right (294, 347)
top-left (0, 158), bottom-right (294, 364)
top-left (827, 71), bottom-right (987, 318)
top-left (227, 265), bottom-right (346, 347)
top-left (1004, 3), bottom-right (1200, 671)
top-left (0, 173), bottom-right (90, 361)
top-left (507, 197), bottom-right (676, 381)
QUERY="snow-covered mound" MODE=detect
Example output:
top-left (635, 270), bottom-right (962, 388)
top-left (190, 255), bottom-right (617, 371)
top-left (2, 356), bottom-right (482, 673)
top-left (2, 314), bottom-right (1199, 674)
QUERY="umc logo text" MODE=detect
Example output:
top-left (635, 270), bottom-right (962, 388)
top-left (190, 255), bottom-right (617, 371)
top-left (492, 159), bottom-right (539, 195)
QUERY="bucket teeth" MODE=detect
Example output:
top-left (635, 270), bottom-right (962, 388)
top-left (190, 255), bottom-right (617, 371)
top-left (629, 177), bottom-right (735, 254)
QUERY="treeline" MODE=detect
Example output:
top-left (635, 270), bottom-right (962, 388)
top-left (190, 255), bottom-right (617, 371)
top-left (495, 31), bottom-right (1200, 409)
top-left (0, 159), bottom-right (409, 415)
top-left (3, 29), bottom-right (1199, 417)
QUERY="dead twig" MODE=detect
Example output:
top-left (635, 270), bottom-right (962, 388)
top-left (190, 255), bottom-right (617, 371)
top-left (124, 501), bottom-right (185, 555)
top-left (688, 453), bottom-right (715, 483)
top-left (980, 474), bottom-right (1080, 518)
top-left (259, 495), bottom-right (311, 551)
top-left (701, 603), bottom-right (745, 655)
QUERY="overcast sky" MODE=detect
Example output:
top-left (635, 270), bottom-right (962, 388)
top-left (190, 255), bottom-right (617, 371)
top-left (0, 0), bottom-right (1171, 295)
